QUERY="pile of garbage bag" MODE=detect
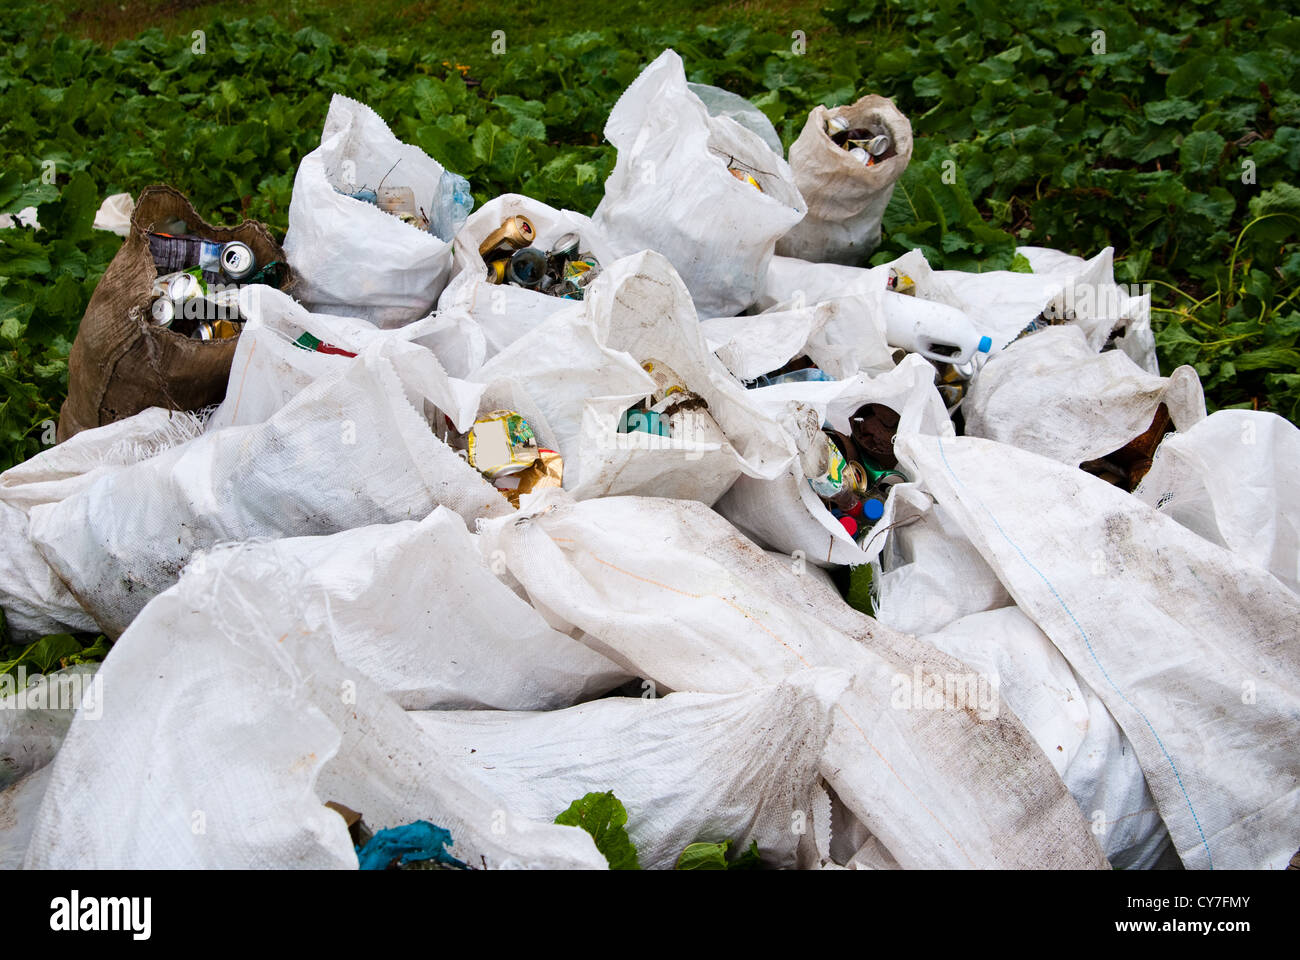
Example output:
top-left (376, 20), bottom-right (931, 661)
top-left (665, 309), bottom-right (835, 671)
top-left (2, 49), bottom-right (1298, 871)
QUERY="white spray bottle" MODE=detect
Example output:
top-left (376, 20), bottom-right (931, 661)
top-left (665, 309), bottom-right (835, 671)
top-left (881, 292), bottom-right (992, 365)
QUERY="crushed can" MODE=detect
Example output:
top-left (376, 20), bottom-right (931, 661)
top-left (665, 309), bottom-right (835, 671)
top-left (887, 268), bottom-right (916, 295)
top-left (467, 410), bottom-right (541, 479)
top-left (935, 363), bottom-right (969, 410)
top-left (827, 460), bottom-right (869, 512)
top-left (492, 449), bottom-right (563, 508)
top-left (563, 257), bottom-right (600, 286)
top-left (166, 271), bottom-right (205, 303)
top-left (857, 134), bottom-right (891, 157)
top-left (193, 319), bottom-right (241, 341)
top-left (294, 331), bottom-right (358, 357)
top-left (641, 358), bottom-right (720, 442)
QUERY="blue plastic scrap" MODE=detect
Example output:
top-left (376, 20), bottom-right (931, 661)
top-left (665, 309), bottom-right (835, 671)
top-left (355, 820), bottom-right (469, 870)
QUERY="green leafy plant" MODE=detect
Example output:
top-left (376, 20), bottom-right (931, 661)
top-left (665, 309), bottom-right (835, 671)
top-left (0, 632), bottom-right (108, 677)
top-left (846, 564), bottom-right (874, 615)
top-left (554, 790), bottom-right (641, 870)
top-left (675, 838), bottom-right (763, 870)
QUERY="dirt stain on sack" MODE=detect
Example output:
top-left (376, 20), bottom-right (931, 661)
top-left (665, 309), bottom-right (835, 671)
top-left (0, 786), bottom-right (16, 831)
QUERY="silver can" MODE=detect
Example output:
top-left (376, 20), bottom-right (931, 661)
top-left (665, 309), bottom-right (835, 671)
top-left (826, 115), bottom-right (850, 136)
top-left (219, 241), bottom-right (256, 281)
top-left (150, 297), bottom-right (176, 326)
top-left (167, 272), bottom-right (203, 302)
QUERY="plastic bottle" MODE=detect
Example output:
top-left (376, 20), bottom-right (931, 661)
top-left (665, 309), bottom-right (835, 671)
top-left (429, 170), bottom-right (474, 242)
top-left (881, 292), bottom-right (992, 365)
top-left (806, 434), bottom-right (848, 498)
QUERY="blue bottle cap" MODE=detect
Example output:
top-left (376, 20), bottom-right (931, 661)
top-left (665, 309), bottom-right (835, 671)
top-left (977, 335), bottom-right (992, 353)
top-left (863, 498), bottom-right (885, 521)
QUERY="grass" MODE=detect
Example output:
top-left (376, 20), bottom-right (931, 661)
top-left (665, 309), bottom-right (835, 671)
top-left (58, 0), bottom-right (850, 53)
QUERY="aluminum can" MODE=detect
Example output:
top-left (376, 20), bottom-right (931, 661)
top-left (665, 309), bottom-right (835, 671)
top-left (478, 216), bottom-right (535, 260)
top-left (219, 241), bottom-right (256, 281)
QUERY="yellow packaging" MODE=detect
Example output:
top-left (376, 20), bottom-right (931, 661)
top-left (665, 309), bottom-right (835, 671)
top-left (467, 410), bottom-right (540, 479)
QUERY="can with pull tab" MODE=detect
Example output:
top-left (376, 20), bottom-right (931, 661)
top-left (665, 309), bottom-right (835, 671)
top-left (478, 216), bottom-right (535, 261)
top-left (218, 241), bottom-right (257, 281)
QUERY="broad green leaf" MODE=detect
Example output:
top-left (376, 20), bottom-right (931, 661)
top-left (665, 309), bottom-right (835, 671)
top-left (675, 840), bottom-right (730, 870)
top-left (1143, 99), bottom-right (1198, 125)
top-left (1180, 131), bottom-right (1226, 177)
top-left (554, 791), bottom-right (640, 870)
top-left (0, 172), bottom-right (59, 215)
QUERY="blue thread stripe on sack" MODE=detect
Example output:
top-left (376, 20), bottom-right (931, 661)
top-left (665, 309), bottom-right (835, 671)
top-left (934, 434), bottom-right (1213, 868)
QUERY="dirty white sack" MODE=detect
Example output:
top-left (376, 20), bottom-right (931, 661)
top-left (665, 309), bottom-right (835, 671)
top-left (434, 194), bottom-right (616, 374)
top-left (22, 549), bottom-right (606, 869)
top-left (283, 94), bottom-right (463, 327)
top-left (0, 666), bottom-right (100, 869)
top-left (206, 284), bottom-right (481, 431)
top-left (200, 508), bottom-right (628, 710)
top-left (479, 490), bottom-right (1108, 869)
top-left (593, 50), bottom-right (807, 318)
top-left (921, 607), bottom-right (1168, 869)
top-left (868, 481), bottom-right (1014, 635)
top-left (473, 250), bottom-right (796, 504)
top-left (29, 340), bottom-right (508, 637)
top-left (0, 408), bottom-right (205, 639)
top-left (934, 246), bottom-right (1155, 364)
top-left (715, 354), bottom-right (950, 567)
top-left (963, 324), bottom-right (1204, 465)
top-left (409, 669), bottom-right (847, 869)
top-left (701, 295), bottom-right (895, 383)
top-left (1135, 409), bottom-right (1300, 596)
top-left (897, 432), bottom-right (1300, 869)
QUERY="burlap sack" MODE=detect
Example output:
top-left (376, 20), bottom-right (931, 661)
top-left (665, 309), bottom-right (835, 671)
top-left (776, 97), bottom-right (914, 266)
top-left (58, 185), bottom-right (289, 441)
